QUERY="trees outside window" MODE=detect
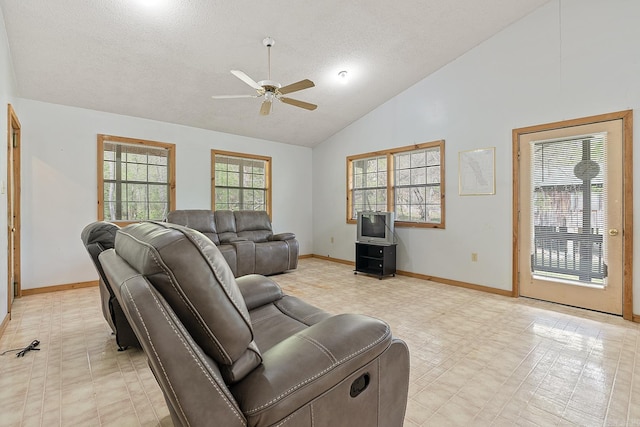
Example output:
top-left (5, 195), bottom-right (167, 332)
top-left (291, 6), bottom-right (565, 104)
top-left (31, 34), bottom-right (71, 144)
top-left (98, 135), bottom-right (176, 223)
top-left (347, 140), bottom-right (444, 228)
top-left (211, 150), bottom-right (272, 215)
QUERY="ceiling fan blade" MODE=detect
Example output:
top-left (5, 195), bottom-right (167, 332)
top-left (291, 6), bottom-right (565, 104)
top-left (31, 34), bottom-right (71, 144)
top-left (278, 79), bottom-right (315, 95)
top-left (211, 94), bottom-right (259, 99)
top-left (280, 97), bottom-right (317, 111)
top-left (231, 70), bottom-right (263, 91)
top-left (260, 100), bottom-right (272, 115)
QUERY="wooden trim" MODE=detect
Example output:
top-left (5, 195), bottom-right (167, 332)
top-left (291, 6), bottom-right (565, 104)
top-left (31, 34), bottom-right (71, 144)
top-left (310, 254), bottom-right (355, 266)
top-left (21, 280), bottom-right (98, 296)
top-left (622, 110), bottom-right (634, 320)
top-left (386, 152), bottom-right (394, 217)
top-left (346, 156), bottom-right (355, 224)
top-left (0, 312), bottom-right (9, 339)
top-left (97, 134), bottom-right (176, 221)
top-left (7, 104), bottom-right (21, 307)
top-left (632, 314), bottom-right (640, 324)
top-left (512, 129), bottom-right (520, 298)
top-left (512, 110), bottom-right (633, 318)
top-left (211, 149), bottom-right (273, 219)
top-left (311, 254), bottom-right (512, 296)
top-left (346, 139), bottom-right (445, 228)
top-left (298, 254), bottom-right (314, 259)
top-left (396, 270), bottom-right (514, 297)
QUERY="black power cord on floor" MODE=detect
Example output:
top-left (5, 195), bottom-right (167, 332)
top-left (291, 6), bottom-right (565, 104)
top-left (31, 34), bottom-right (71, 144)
top-left (0, 339), bottom-right (40, 357)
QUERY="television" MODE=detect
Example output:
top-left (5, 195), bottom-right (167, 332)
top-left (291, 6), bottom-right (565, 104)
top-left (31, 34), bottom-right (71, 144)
top-left (356, 211), bottom-right (396, 245)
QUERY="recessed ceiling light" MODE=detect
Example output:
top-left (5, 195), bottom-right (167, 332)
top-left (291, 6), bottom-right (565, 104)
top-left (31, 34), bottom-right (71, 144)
top-left (338, 70), bottom-right (348, 83)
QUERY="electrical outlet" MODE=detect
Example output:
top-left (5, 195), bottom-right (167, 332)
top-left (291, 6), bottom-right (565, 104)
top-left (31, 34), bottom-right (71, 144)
top-left (471, 253), bottom-right (478, 262)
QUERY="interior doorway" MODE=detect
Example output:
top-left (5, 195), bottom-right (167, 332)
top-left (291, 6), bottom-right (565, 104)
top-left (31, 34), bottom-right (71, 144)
top-left (7, 104), bottom-right (21, 315)
top-left (512, 110), bottom-right (633, 319)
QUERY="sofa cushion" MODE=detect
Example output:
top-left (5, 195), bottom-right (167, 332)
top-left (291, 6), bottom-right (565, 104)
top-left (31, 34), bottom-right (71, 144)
top-left (215, 210), bottom-right (239, 243)
top-left (234, 211), bottom-right (273, 242)
top-left (166, 210), bottom-right (220, 245)
top-left (114, 221), bottom-right (262, 383)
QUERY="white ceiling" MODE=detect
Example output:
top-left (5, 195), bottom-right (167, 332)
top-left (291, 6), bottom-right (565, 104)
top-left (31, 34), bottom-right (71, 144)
top-left (0, 0), bottom-right (551, 147)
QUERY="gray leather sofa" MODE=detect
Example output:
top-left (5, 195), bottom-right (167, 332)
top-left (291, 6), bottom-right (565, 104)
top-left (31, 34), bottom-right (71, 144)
top-left (166, 210), bottom-right (298, 277)
top-left (99, 221), bottom-right (410, 427)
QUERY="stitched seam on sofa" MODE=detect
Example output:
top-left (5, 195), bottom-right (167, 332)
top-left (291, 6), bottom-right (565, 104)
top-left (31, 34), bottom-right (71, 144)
top-left (297, 335), bottom-right (337, 364)
top-left (273, 301), bottom-right (317, 326)
top-left (273, 412), bottom-right (296, 427)
top-left (311, 402), bottom-right (314, 426)
top-left (148, 245), bottom-right (230, 362)
top-left (120, 227), bottom-right (232, 364)
top-left (249, 309), bottom-right (283, 325)
top-left (244, 324), bottom-right (390, 414)
top-left (182, 226), bottom-right (254, 330)
top-left (120, 279), bottom-right (189, 425)
top-left (121, 279), bottom-right (247, 426)
top-left (377, 356), bottom-right (381, 421)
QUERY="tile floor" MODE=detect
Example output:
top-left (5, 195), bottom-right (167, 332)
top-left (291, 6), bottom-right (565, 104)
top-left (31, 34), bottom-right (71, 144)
top-left (1, 258), bottom-right (640, 426)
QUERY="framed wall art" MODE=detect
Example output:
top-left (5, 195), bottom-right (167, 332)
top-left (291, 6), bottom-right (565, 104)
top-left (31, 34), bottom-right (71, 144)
top-left (458, 147), bottom-right (495, 195)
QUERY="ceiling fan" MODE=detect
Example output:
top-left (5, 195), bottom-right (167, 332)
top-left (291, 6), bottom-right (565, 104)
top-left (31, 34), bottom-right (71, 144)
top-left (212, 37), bottom-right (317, 116)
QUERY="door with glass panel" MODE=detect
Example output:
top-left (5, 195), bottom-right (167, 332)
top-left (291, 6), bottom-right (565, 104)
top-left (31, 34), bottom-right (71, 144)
top-left (516, 117), bottom-right (626, 315)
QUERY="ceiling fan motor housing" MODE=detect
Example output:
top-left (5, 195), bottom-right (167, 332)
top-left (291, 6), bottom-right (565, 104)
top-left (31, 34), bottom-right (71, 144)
top-left (263, 37), bottom-right (275, 47)
top-left (258, 80), bottom-right (281, 91)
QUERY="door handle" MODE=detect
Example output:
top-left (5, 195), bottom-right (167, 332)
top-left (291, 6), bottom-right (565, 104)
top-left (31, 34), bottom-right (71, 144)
top-left (609, 228), bottom-right (619, 236)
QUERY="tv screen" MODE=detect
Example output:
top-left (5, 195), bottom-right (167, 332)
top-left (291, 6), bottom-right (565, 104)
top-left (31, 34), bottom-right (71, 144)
top-left (361, 214), bottom-right (386, 238)
top-left (356, 211), bottom-right (395, 245)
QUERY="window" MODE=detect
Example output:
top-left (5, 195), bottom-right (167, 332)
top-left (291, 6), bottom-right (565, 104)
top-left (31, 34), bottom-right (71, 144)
top-left (211, 150), bottom-right (272, 215)
top-left (351, 155), bottom-right (388, 214)
top-left (347, 140), bottom-right (445, 228)
top-left (98, 134), bottom-right (176, 223)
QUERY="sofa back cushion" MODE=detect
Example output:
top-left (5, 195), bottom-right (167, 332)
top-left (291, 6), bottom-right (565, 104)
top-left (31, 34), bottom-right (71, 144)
top-left (114, 221), bottom-right (262, 383)
top-left (234, 211), bottom-right (273, 243)
top-left (166, 210), bottom-right (220, 245)
top-left (214, 210), bottom-right (239, 243)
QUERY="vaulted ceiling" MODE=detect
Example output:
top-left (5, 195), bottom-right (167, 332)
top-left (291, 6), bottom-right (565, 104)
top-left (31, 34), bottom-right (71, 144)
top-left (0, 0), bottom-right (551, 147)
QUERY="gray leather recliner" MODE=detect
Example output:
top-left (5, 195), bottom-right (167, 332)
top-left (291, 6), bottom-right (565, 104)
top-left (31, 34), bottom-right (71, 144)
top-left (98, 221), bottom-right (410, 427)
top-left (80, 221), bottom-right (139, 350)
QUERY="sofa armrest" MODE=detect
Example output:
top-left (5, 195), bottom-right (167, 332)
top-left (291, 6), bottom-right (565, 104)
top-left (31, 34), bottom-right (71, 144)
top-left (270, 232), bottom-right (295, 241)
top-left (236, 274), bottom-right (283, 310)
top-left (231, 314), bottom-right (391, 426)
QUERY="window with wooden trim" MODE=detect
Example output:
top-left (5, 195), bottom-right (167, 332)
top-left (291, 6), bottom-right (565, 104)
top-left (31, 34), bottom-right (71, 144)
top-left (211, 150), bottom-right (272, 215)
top-left (347, 140), bottom-right (445, 228)
top-left (98, 135), bottom-right (176, 223)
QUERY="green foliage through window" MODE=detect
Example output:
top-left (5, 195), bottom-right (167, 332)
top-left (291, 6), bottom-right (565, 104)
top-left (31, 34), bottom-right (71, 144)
top-left (212, 151), bottom-right (271, 214)
top-left (99, 135), bottom-right (175, 222)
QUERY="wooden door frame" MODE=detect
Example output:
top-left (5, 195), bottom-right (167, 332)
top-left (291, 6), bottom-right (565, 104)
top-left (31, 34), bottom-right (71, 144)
top-left (512, 110), bottom-right (633, 320)
top-left (7, 104), bottom-right (21, 314)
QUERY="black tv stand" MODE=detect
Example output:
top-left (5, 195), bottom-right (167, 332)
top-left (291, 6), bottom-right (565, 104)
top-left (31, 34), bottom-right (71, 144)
top-left (354, 242), bottom-right (396, 279)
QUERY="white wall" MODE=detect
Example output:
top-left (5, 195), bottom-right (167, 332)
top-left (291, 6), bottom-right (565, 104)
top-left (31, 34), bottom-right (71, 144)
top-left (0, 7), bottom-right (17, 321)
top-left (15, 99), bottom-right (313, 289)
top-left (312, 0), bottom-right (640, 311)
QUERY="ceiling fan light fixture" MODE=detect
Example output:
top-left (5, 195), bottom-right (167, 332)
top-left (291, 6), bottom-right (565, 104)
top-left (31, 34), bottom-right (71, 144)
top-left (212, 37), bottom-right (317, 115)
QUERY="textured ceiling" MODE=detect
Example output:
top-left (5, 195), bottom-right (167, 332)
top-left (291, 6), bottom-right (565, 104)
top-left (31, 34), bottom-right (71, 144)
top-left (0, 0), bottom-right (551, 147)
